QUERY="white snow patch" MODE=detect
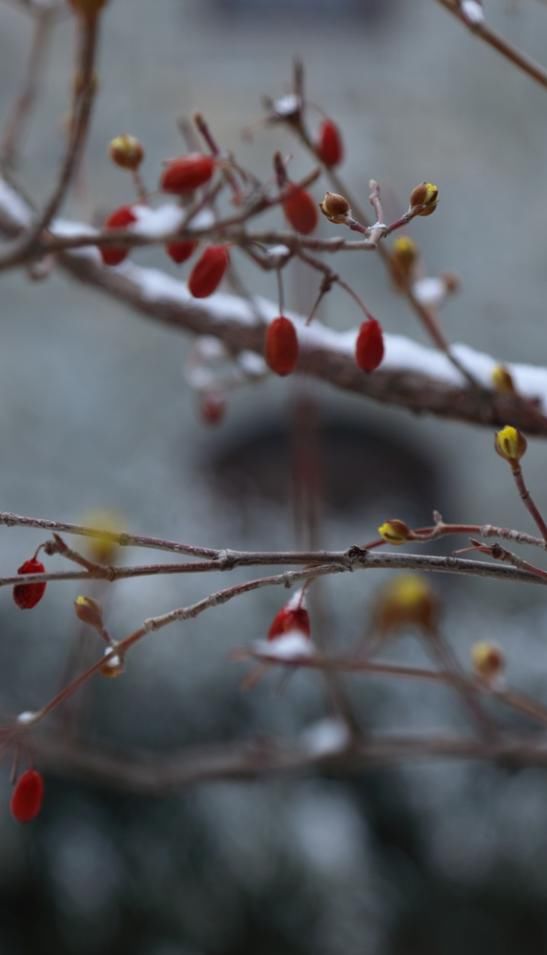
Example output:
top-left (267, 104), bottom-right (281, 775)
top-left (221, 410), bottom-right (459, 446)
top-left (300, 718), bottom-right (351, 757)
top-left (273, 94), bottom-right (301, 116)
top-left (412, 276), bottom-right (447, 309)
top-left (461, 0), bottom-right (484, 25)
top-left (237, 350), bottom-right (267, 376)
top-left (253, 632), bottom-right (313, 661)
top-left (131, 203), bottom-right (186, 238)
top-left (0, 178), bottom-right (32, 228)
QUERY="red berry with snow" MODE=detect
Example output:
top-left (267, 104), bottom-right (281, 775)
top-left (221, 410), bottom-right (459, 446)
top-left (10, 769), bottom-right (44, 823)
top-left (188, 246), bottom-right (230, 298)
top-left (166, 240), bottom-right (198, 265)
top-left (200, 392), bottom-right (226, 426)
top-left (100, 205), bottom-right (137, 267)
top-left (315, 119), bottom-right (344, 168)
top-left (268, 606), bottom-right (311, 641)
top-left (355, 318), bottom-right (385, 373)
top-left (282, 185), bottom-right (318, 235)
top-left (265, 316), bottom-right (299, 376)
top-left (13, 558), bottom-right (46, 610)
top-left (160, 154), bottom-right (215, 194)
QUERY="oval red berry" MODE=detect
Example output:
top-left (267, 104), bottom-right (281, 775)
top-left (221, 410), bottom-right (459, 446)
top-left (355, 319), bottom-right (385, 373)
top-left (268, 606), bottom-right (310, 641)
top-left (100, 205), bottom-right (137, 267)
top-left (166, 240), bottom-right (198, 265)
top-left (160, 154), bottom-right (215, 194)
top-left (188, 246), bottom-right (230, 298)
top-left (10, 769), bottom-right (44, 823)
top-left (200, 392), bottom-right (226, 426)
top-left (282, 186), bottom-right (318, 235)
top-left (316, 119), bottom-right (344, 168)
top-left (13, 558), bottom-right (46, 610)
top-left (265, 316), bottom-right (299, 376)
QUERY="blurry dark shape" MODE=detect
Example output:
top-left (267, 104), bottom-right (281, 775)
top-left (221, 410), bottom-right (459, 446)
top-left (206, 0), bottom-right (401, 26)
top-left (198, 410), bottom-right (445, 533)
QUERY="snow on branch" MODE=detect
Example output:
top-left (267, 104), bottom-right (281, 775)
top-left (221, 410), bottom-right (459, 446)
top-left (1, 175), bottom-right (547, 433)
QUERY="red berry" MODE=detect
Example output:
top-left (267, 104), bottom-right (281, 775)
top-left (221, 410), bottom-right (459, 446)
top-left (165, 240), bottom-right (198, 265)
top-left (160, 154), bottom-right (215, 194)
top-left (200, 392), bottom-right (226, 426)
top-left (265, 316), bottom-right (299, 376)
top-left (315, 119), bottom-right (344, 168)
top-left (10, 769), bottom-right (44, 823)
top-left (268, 606), bottom-right (310, 641)
top-left (13, 558), bottom-right (46, 610)
top-left (100, 205), bottom-right (137, 267)
top-left (282, 185), bottom-right (318, 235)
top-left (355, 319), bottom-right (385, 373)
top-left (188, 246), bottom-right (230, 298)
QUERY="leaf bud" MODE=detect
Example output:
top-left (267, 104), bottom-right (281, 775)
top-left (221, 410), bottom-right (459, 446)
top-left (409, 181), bottom-right (439, 216)
top-left (319, 191), bottom-right (351, 223)
top-left (377, 520), bottom-right (412, 545)
top-left (109, 134), bottom-right (144, 171)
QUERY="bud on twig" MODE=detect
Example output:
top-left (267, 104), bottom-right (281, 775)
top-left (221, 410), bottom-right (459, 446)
top-left (409, 181), bottom-right (439, 216)
top-left (109, 135), bottom-right (144, 171)
top-left (74, 595), bottom-right (104, 629)
top-left (319, 192), bottom-right (351, 223)
top-left (494, 425), bottom-right (527, 463)
top-left (491, 365), bottom-right (515, 395)
top-left (377, 520), bottom-right (412, 544)
top-left (471, 641), bottom-right (505, 684)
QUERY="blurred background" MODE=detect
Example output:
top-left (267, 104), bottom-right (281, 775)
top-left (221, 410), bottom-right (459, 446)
top-left (1, 0), bottom-right (547, 952)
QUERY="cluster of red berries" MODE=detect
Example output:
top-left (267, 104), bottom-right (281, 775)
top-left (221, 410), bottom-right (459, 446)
top-left (10, 769), bottom-right (44, 823)
top-left (264, 313), bottom-right (384, 377)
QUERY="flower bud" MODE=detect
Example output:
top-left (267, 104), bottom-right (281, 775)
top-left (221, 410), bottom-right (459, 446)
top-left (319, 191), bottom-right (350, 223)
top-left (491, 365), bottom-right (515, 395)
top-left (109, 134), bottom-right (144, 171)
top-left (74, 595), bottom-right (103, 629)
top-left (409, 181), bottom-right (439, 216)
top-left (471, 641), bottom-right (505, 683)
top-left (84, 510), bottom-right (124, 564)
top-left (374, 574), bottom-right (439, 637)
top-left (389, 235), bottom-right (418, 290)
top-left (377, 520), bottom-right (412, 544)
top-left (494, 425), bottom-right (527, 463)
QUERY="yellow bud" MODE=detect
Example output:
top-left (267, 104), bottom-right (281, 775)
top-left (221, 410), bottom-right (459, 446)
top-left (409, 181), bottom-right (439, 216)
top-left (374, 574), bottom-right (438, 636)
top-left (74, 595), bottom-right (103, 629)
top-left (491, 365), bottom-right (515, 395)
top-left (319, 192), bottom-right (351, 223)
top-left (84, 510), bottom-right (124, 564)
top-left (392, 235), bottom-right (418, 264)
top-left (109, 134), bottom-right (144, 171)
top-left (377, 520), bottom-right (411, 545)
top-left (471, 641), bottom-right (505, 683)
top-left (494, 425), bottom-right (527, 464)
top-left (389, 236), bottom-right (419, 291)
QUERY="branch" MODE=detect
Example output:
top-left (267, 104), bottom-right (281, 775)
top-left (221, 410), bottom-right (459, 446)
top-left (1, 177), bottom-right (547, 432)
top-left (435, 0), bottom-right (547, 91)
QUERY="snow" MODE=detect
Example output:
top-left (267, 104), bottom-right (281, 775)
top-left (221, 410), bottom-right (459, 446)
top-left (461, 0), bottom-right (484, 25)
top-left (253, 632), bottom-right (313, 661)
top-left (273, 94), bottom-right (301, 117)
top-left (412, 276), bottom-right (447, 309)
top-left (131, 204), bottom-right (186, 238)
top-left (2, 175), bottom-right (547, 412)
top-left (300, 718), bottom-right (351, 757)
top-left (237, 351), bottom-right (267, 377)
top-left (0, 179), bottom-right (32, 229)
top-left (16, 710), bottom-right (38, 726)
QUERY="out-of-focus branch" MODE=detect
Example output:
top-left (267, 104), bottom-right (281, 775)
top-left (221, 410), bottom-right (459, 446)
top-left (435, 0), bottom-right (547, 90)
top-left (0, 3), bottom-right (56, 169)
top-left (26, 730), bottom-right (547, 793)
